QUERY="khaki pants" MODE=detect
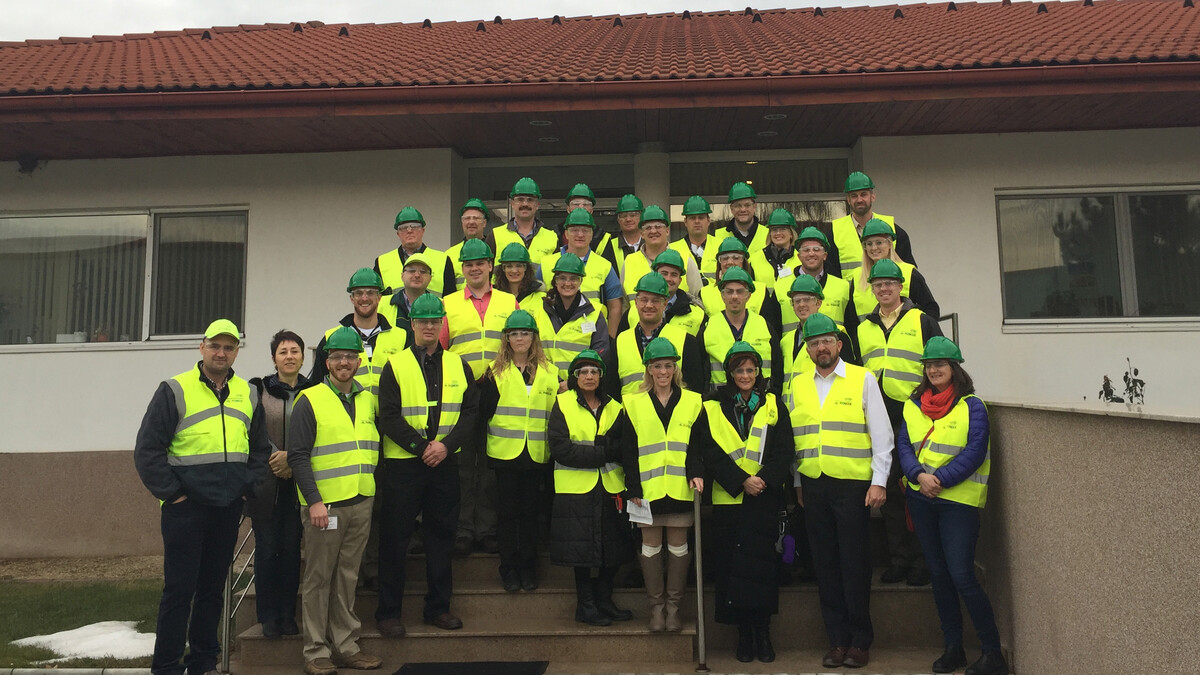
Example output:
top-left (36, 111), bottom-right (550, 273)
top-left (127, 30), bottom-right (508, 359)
top-left (300, 497), bottom-right (373, 661)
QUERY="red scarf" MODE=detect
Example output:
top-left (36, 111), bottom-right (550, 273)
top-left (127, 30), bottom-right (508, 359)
top-left (919, 385), bottom-right (957, 421)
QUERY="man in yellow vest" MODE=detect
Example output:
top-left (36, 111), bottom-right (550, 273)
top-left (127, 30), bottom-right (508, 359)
top-left (713, 182), bottom-right (769, 253)
top-left (286, 327), bottom-right (383, 675)
top-left (599, 193), bottom-right (645, 275)
top-left (620, 205), bottom-right (702, 302)
top-left (789, 313), bottom-right (894, 670)
top-left (134, 319), bottom-right (271, 675)
top-left (374, 206), bottom-right (455, 296)
top-left (375, 293), bottom-right (479, 636)
top-left (698, 267), bottom-right (781, 394)
top-left (492, 177), bottom-right (560, 264)
top-left (857, 259), bottom-right (943, 587)
top-left (829, 172), bottom-right (917, 283)
top-left (311, 268), bottom-right (409, 396)
top-left (540, 207), bottom-right (624, 338)
top-left (446, 198), bottom-right (496, 292)
top-left (608, 272), bottom-right (707, 398)
top-left (774, 226), bottom-right (857, 337)
top-left (551, 183), bottom-right (613, 253)
top-left (671, 195), bottom-right (720, 283)
top-left (378, 252), bottom-right (435, 341)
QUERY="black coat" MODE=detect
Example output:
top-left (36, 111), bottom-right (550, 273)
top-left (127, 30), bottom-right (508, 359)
top-left (547, 395), bottom-right (634, 568)
top-left (244, 373), bottom-right (316, 522)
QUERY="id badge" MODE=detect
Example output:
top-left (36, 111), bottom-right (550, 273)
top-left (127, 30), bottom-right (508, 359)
top-left (580, 321), bottom-right (597, 334)
top-left (326, 515), bottom-right (339, 531)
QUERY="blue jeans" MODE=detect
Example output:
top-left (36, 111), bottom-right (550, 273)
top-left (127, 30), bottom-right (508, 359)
top-left (907, 495), bottom-right (1001, 652)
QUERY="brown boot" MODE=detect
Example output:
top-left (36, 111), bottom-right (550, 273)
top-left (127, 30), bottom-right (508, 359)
top-left (664, 549), bottom-right (691, 632)
top-left (637, 551), bottom-right (666, 631)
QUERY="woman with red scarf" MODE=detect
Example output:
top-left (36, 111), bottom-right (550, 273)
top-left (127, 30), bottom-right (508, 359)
top-left (897, 336), bottom-right (1008, 675)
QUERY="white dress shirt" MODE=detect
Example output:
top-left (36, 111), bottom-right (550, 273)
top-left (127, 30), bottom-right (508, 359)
top-left (795, 358), bottom-right (894, 487)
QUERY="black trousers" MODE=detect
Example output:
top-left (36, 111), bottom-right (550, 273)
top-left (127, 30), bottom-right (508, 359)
top-left (801, 474), bottom-right (874, 651)
top-left (494, 466), bottom-right (545, 574)
top-left (152, 499), bottom-right (242, 675)
top-left (251, 486), bottom-right (301, 629)
top-left (376, 455), bottom-right (461, 623)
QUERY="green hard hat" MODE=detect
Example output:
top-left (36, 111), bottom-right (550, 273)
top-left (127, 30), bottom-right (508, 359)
top-left (796, 226), bottom-right (829, 249)
top-left (682, 195), bottom-right (712, 215)
top-left (717, 266), bottom-right (755, 293)
top-left (766, 208), bottom-right (796, 229)
top-left (723, 340), bottom-right (762, 371)
top-left (460, 198), bottom-right (489, 218)
top-left (868, 258), bottom-right (905, 282)
top-left (728, 181), bottom-right (757, 202)
top-left (844, 171), bottom-right (875, 192)
top-left (616, 194), bottom-right (644, 214)
top-left (325, 326), bottom-right (365, 353)
top-left (640, 205), bottom-right (668, 226)
top-left (652, 249), bottom-right (686, 273)
top-left (394, 206), bottom-right (426, 228)
top-left (717, 237), bottom-right (749, 256)
top-left (642, 336), bottom-right (680, 364)
top-left (860, 218), bottom-right (896, 241)
top-left (566, 183), bottom-right (596, 203)
top-left (564, 208), bottom-right (596, 229)
top-left (510, 177), bottom-right (542, 199)
top-left (634, 272), bottom-right (670, 298)
top-left (922, 336), bottom-right (964, 363)
top-left (459, 238), bottom-right (494, 262)
top-left (552, 252), bottom-right (586, 276)
top-left (346, 267), bottom-right (383, 292)
top-left (570, 349), bottom-right (605, 374)
top-left (499, 242), bottom-right (532, 264)
top-left (788, 274), bottom-right (825, 299)
top-left (409, 292), bottom-right (446, 319)
top-left (802, 313), bottom-right (839, 341)
top-left (504, 309), bottom-right (539, 332)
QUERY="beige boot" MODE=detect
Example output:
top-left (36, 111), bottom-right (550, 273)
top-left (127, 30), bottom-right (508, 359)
top-left (664, 549), bottom-right (692, 632)
top-left (638, 551), bottom-right (666, 631)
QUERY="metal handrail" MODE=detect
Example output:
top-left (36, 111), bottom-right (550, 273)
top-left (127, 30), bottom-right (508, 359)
top-left (220, 515), bottom-right (257, 674)
top-left (939, 312), bottom-right (960, 345)
top-left (692, 490), bottom-right (709, 673)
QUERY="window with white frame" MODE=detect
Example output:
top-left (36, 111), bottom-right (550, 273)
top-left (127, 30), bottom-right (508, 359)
top-left (0, 210), bottom-right (247, 345)
top-left (997, 191), bottom-right (1200, 320)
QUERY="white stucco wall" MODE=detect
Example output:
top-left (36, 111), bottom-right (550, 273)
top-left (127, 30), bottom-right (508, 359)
top-left (862, 128), bottom-right (1200, 416)
top-left (0, 149), bottom-right (458, 452)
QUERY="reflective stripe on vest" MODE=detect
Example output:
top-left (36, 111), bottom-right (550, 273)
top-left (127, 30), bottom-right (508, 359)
top-left (615, 323), bottom-right (688, 395)
top-left (780, 330), bottom-right (815, 410)
top-left (625, 389), bottom-right (702, 502)
top-left (542, 250), bottom-right (615, 319)
top-left (851, 259), bottom-right (914, 321)
top-left (166, 366), bottom-right (255, 467)
top-left (533, 301), bottom-right (602, 380)
top-left (377, 247), bottom-right (449, 296)
top-left (381, 349), bottom-right (469, 459)
top-left (323, 324), bottom-right (407, 397)
top-left (445, 289), bottom-right (517, 380)
top-left (669, 303), bottom-right (706, 337)
top-left (857, 308), bottom-right (926, 402)
top-left (297, 383), bottom-right (379, 506)
top-left (832, 213), bottom-right (895, 283)
top-left (622, 250), bottom-right (690, 300)
top-left (699, 281), bottom-right (767, 319)
top-left (749, 248), bottom-right (800, 291)
top-left (447, 241), bottom-right (467, 291)
top-left (789, 364), bottom-right (873, 481)
top-left (494, 226), bottom-right (560, 265)
top-left (776, 273), bottom-right (850, 333)
top-left (705, 395), bottom-right (778, 505)
top-left (485, 363), bottom-right (558, 463)
top-left (552, 392), bottom-right (624, 495)
top-left (703, 312), bottom-right (774, 387)
top-left (903, 395), bottom-right (990, 508)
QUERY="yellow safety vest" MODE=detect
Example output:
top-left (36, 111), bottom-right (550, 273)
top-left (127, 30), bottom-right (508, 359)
top-left (903, 395), bottom-right (989, 507)
top-left (748, 248), bottom-right (801, 290)
top-left (705, 395), bottom-right (778, 505)
top-left (858, 308), bottom-right (926, 402)
top-left (446, 240), bottom-right (468, 291)
top-left (669, 236), bottom-right (715, 281)
top-left (533, 300), bottom-right (602, 380)
top-left (296, 382), bottom-right (379, 506)
top-left (703, 312), bottom-right (774, 386)
top-left (541, 250), bottom-right (616, 317)
top-left (380, 348), bottom-right (469, 459)
top-left (668, 302), bottom-right (706, 337)
top-left (780, 330), bottom-right (815, 410)
top-left (621, 249), bottom-right (691, 300)
top-left (494, 225), bottom-right (560, 265)
top-left (486, 362), bottom-right (559, 463)
top-left (445, 289), bottom-right (517, 380)
top-left (775, 273), bottom-right (851, 334)
top-left (377, 246), bottom-right (449, 296)
top-left (699, 281), bottom-right (768, 318)
top-left (625, 389), bottom-right (702, 502)
top-left (832, 213), bottom-right (895, 283)
top-left (790, 364), bottom-right (873, 481)
top-left (851, 259), bottom-right (914, 320)
top-left (603, 234), bottom-right (639, 279)
top-left (323, 324), bottom-right (407, 397)
top-left (552, 392), bottom-right (624, 495)
top-left (712, 223), bottom-right (770, 256)
top-left (165, 365), bottom-right (256, 468)
top-left (615, 323), bottom-right (688, 395)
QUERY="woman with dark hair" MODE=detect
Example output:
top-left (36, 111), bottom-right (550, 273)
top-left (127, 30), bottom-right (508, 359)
top-left (494, 242), bottom-right (547, 306)
top-left (537, 253), bottom-right (609, 385)
top-left (897, 336), bottom-right (1008, 675)
top-left (246, 329), bottom-right (316, 638)
top-left (690, 341), bottom-right (793, 663)
top-left (547, 350), bottom-right (633, 626)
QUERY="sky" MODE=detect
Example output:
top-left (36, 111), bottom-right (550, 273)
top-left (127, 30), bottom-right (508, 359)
top-left (4, 0), bottom-right (932, 42)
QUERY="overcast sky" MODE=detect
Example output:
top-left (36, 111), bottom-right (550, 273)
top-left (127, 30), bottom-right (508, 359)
top-left (5, 0), bottom-right (934, 42)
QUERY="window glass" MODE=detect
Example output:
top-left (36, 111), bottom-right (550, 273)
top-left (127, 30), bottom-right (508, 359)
top-left (152, 213), bottom-right (248, 336)
top-left (669, 159), bottom-right (847, 197)
top-left (1128, 193), bottom-right (1200, 316)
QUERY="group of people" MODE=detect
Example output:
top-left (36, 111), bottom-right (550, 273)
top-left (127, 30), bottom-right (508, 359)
top-left (134, 173), bottom-right (1007, 675)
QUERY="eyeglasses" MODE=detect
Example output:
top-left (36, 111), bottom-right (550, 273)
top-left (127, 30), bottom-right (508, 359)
top-left (555, 274), bottom-right (582, 283)
top-left (506, 330), bottom-right (534, 338)
top-left (799, 246), bottom-right (825, 253)
top-left (806, 336), bottom-right (838, 348)
top-left (203, 342), bottom-right (239, 354)
top-left (350, 289), bottom-right (380, 299)
top-left (568, 199), bottom-right (592, 208)
top-left (573, 366), bottom-right (602, 377)
top-left (641, 223), bottom-right (668, 231)
top-left (792, 296), bottom-right (819, 305)
top-left (327, 353), bottom-right (359, 363)
top-left (503, 263), bottom-right (527, 271)
top-left (403, 266), bottom-right (431, 275)
top-left (871, 280), bottom-right (901, 289)
top-left (718, 254), bottom-right (745, 263)
top-left (512, 196), bottom-right (538, 205)
top-left (731, 367), bottom-right (758, 376)
top-left (396, 223), bottom-right (424, 232)
top-left (720, 286), bottom-right (749, 297)
top-left (924, 360), bottom-right (951, 369)
top-left (635, 295), bottom-right (666, 306)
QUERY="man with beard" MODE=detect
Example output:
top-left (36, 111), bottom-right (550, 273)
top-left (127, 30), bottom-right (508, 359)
top-left (493, 177), bottom-right (559, 265)
top-left (375, 207), bottom-right (455, 297)
top-left (670, 195), bottom-right (720, 284)
top-left (829, 172), bottom-right (917, 284)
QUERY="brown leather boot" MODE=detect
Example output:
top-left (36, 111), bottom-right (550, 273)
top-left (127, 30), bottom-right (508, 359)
top-left (637, 551), bottom-right (666, 631)
top-left (664, 549), bottom-right (692, 632)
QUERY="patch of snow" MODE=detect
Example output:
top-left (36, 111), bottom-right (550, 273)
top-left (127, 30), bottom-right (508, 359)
top-left (12, 620), bottom-right (155, 660)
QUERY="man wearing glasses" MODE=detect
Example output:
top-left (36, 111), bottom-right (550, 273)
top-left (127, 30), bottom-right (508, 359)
top-left (492, 177), bottom-right (559, 265)
top-left (310, 269), bottom-right (408, 396)
top-left (609, 272), bottom-right (707, 399)
top-left (774, 227), bottom-right (856, 338)
top-left (375, 206), bottom-right (455, 296)
top-left (135, 319), bottom-right (271, 675)
top-left (378, 253), bottom-right (436, 343)
top-left (697, 267), bottom-right (781, 395)
top-left (714, 182), bottom-right (769, 253)
top-left (619, 205), bottom-right (702, 302)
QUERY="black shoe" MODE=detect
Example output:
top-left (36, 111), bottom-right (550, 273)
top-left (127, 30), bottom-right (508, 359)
top-left (361, 575), bottom-right (380, 593)
top-left (754, 621), bottom-right (775, 663)
top-left (501, 569), bottom-right (521, 593)
top-left (907, 566), bottom-right (932, 586)
top-left (519, 568), bottom-right (539, 591)
top-left (735, 623), bottom-right (755, 663)
top-left (593, 578), bottom-right (633, 621)
top-left (933, 645), bottom-right (967, 673)
top-left (880, 565), bottom-right (908, 583)
top-left (280, 618), bottom-right (300, 636)
top-left (261, 620), bottom-right (281, 639)
top-left (454, 537), bottom-right (473, 557)
top-left (965, 650), bottom-right (1009, 675)
top-left (480, 535), bottom-right (500, 554)
top-left (423, 612), bottom-right (463, 630)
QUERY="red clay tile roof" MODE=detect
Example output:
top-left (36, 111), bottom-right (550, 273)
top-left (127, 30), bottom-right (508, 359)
top-left (1, 1), bottom-right (1199, 95)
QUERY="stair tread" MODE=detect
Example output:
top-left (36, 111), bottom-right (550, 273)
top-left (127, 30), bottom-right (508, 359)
top-left (240, 614), bottom-right (698, 640)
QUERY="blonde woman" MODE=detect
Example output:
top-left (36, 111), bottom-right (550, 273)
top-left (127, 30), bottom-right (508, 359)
top-left (853, 218), bottom-right (939, 320)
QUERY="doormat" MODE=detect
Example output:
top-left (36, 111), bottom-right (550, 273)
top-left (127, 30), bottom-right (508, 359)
top-left (394, 661), bottom-right (549, 675)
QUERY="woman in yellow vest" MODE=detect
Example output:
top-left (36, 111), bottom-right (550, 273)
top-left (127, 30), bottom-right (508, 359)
top-left (618, 337), bottom-right (704, 632)
top-left (478, 309), bottom-right (560, 593)
top-left (535, 253), bottom-right (609, 382)
top-left (747, 208), bottom-right (802, 291)
top-left (494, 243), bottom-right (547, 306)
top-left (691, 342), bottom-right (792, 663)
top-left (896, 338), bottom-right (1007, 675)
top-left (548, 350), bottom-right (634, 627)
top-left (853, 218), bottom-right (940, 320)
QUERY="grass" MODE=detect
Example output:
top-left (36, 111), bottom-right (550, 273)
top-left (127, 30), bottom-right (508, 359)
top-left (0, 579), bottom-right (160, 668)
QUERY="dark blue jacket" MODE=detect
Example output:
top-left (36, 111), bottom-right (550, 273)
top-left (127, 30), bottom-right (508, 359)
top-left (897, 393), bottom-right (989, 503)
